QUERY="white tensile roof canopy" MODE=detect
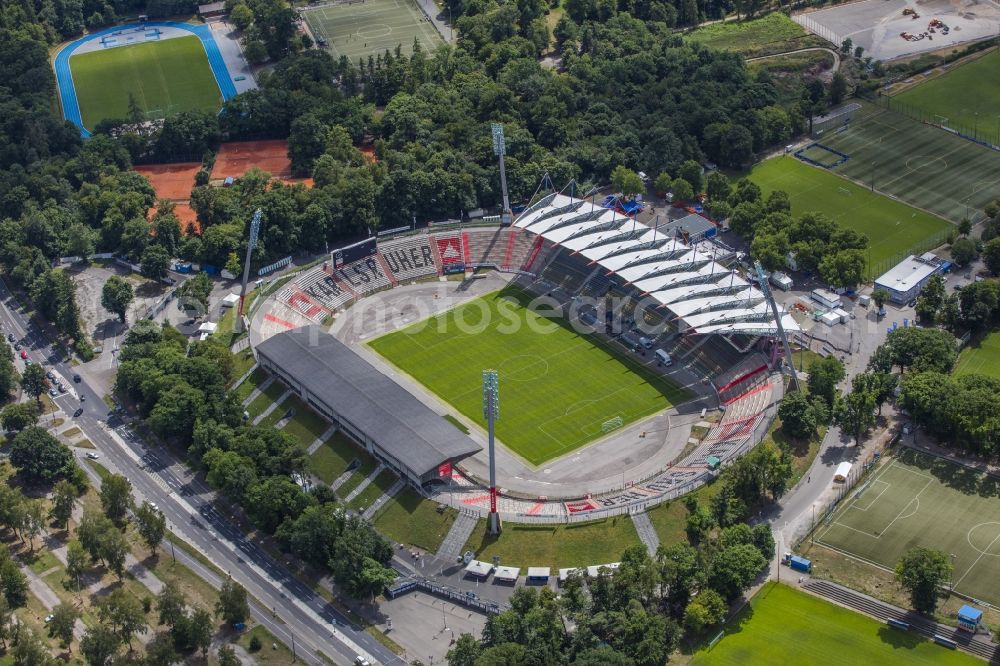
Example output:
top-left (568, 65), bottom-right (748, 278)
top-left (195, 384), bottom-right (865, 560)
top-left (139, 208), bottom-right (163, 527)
top-left (515, 193), bottom-right (800, 336)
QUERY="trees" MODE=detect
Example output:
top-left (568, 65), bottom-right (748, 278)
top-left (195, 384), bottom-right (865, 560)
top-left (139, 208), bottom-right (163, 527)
top-left (96, 588), bottom-right (147, 649)
top-left (818, 249), bottom-right (866, 289)
top-left (677, 160), bottom-right (704, 193)
top-left (895, 547), bottom-right (952, 614)
top-left (230, 3), bottom-right (254, 30)
top-left (135, 502), bottom-right (166, 556)
top-left (1, 403), bottom-right (37, 432)
top-left (141, 244), bottom-right (171, 280)
top-left (47, 603), bottom-right (79, 649)
top-left (610, 165), bottom-right (643, 199)
top-left (99, 474), bottom-right (133, 525)
top-left (829, 72), bottom-right (848, 105)
top-left (653, 172), bottom-right (672, 196)
top-left (983, 238), bottom-right (1000, 276)
top-left (870, 326), bottom-right (957, 374)
top-left (682, 588), bottom-right (727, 633)
top-left (49, 480), bottom-right (77, 529)
top-left (19, 364), bottom-right (47, 404)
top-left (777, 389), bottom-right (817, 440)
top-left (10, 427), bottom-right (74, 485)
top-left (707, 544), bottom-right (766, 601)
top-left (872, 288), bottom-right (890, 310)
top-left (81, 625), bottom-right (121, 666)
top-left (670, 177), bottom-right (694, 203)
top-left (807, 356), bottom-right (845, 409)
top-left (951, 237), bottom-right (978, 267)
top-left (833, 386), bottom-right (876, 446)
top-left (216, 577), bottom-right (249, 625)
top-left (100, 275), bottom-right (133, 323)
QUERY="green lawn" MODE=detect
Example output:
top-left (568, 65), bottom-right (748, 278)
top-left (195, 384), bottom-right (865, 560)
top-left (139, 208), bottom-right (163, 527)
top-left (347, 469), bottom-right (397, 512)
top-left (692, 582), bottom-right (981, 665)
top-left (336, 458), bottom-right (379, 498)
top-left (462, 516), bottom-right (641, 569)
top-left (246, 391), bottom-right (274, 420)
top-left (373, 488), bottom-right (456, 552)
top-left (308, 432), bottom-right (374, 484)
top-left (368, 287), bottom-right (690, 465)
top-left (279, 395), bottom-right (330, 445)
top-left (953, 329), bottom-right (1000, 378)
top-left (749, 156), bottom-right (951, 276)
top-left (816, 448), bottom-right (1000, 607)
top-left (70, 36), bottom-right (222, 130)
top-left (684, 13), bottom-right (821, 57)
top-left (303, 0), bottom-right (443, 61)
top-left (234, 367), bottom-right (267, 403)
top-left (894, 49), bottom-right (1000, 142)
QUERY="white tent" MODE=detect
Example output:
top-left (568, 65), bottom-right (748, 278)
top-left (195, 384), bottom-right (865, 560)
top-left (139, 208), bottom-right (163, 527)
top-left (494, 566), bottom-right (520, 583)
top-left (834, 462), bottom-right (852, 483)
top-left (221, 293), bottom-right (240, 308)
top-left (464, 560), bottom-right (493, 578)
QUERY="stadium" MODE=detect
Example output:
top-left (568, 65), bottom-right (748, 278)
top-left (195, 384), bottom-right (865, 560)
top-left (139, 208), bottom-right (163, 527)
top-left (248, 187), bottom-right (798, 522)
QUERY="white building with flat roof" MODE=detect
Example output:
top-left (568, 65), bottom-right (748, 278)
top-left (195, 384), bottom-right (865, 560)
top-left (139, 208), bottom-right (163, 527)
top-left (874, 253), bottom-right (945, 304)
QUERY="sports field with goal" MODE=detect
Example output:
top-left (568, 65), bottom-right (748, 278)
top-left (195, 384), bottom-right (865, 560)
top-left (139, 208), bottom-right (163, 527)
top-left (303, 0), bottom-right (443, 61)
top-left (748, 156), bottom-right (950, 277)
top-left (693, 582), bottom-right (980, 665)
top-left (368, 287), bottom-right (690, 465)
top-left (815, 448), bottom-right (1000, 607)
top-left (817, 102), bottom-right (1000, 227)
top-left (70, 36), bottom-right (222, 130)
top-left (893, 48), bottom-right (1000, 144)
top-left (954, 330), bottom-right (1000, 379)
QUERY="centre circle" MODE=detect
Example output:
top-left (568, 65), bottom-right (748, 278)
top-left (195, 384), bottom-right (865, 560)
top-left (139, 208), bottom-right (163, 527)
top-left (905, 155), bottom-right (948, 173)
top-left (498, 354), bottom-right (549, 382)
top-left (967, 522), bottom-right (1000, 557)
top-left (356, 24), bottom-right (392, 39)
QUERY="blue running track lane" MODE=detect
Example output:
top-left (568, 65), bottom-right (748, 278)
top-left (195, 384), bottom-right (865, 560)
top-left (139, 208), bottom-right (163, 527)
top-left (53, 22), bottom-right (238, 138)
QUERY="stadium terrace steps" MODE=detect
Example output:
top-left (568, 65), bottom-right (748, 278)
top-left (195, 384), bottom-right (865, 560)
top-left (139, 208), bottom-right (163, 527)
top-left (803, 580), bottom-right (1000, 663)
top-left (332, 254), bottom-right (392, 295)
top-left (378, 234), bottom-right (438, 282)
top-left (501, 228), bottom-right (519, 269)
top-left (436, 510), bottom-right (479, 560)
top-left (466, 226), bottom-right (505, 266)
top-left (631, 511), bottom-right (660, 555)
top-left (375, 252), bottom-right (398, 287)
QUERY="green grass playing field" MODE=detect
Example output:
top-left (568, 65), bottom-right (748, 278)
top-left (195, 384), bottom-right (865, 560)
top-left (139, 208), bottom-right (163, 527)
top-left (894, 49), bottom-right (1000, 143)
top-left (70, 36), bottom-right (222, 130)
top-left (748, 156), bottom-right (950, 277)
top-left (368, 287), bottom-right (690, 465)
top-left (818, 104), bottom-right (1000, 232)
top-left (683, 13), bottom-right (822, 57)
top-left (303, 0), bottom-right (443, 62)
top-left (692, 582), bottom-right (981, 665)
top-left (816, 448), bottom-right (1000, 607)
top-left (954, 329), bottom-right (1000, 379)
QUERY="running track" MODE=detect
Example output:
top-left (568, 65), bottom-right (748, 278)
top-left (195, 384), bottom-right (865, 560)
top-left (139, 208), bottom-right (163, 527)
top-left (53, 22), bottom-right (238, 138)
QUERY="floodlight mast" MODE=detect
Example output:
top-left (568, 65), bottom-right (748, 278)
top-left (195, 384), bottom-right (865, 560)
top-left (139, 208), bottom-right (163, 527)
top-left (491, 124), bottom-right (512, 225)
top-left (482, 370), bottom-right (501, 534)
top-left (235, 209), bottom-right (262, 332)
top-left (753, 261), bottom-right (800, 392)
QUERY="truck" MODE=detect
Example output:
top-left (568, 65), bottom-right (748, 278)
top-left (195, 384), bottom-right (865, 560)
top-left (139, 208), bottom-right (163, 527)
top-left (782, 552), bottom-right (812, 573)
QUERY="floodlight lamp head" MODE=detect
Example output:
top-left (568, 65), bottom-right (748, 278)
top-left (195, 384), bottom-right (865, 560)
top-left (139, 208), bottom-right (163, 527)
top-left (482, 370), bottom-right (499, 420)
top-left (248, 209), bottom-right (263, 250)
top-left (491, 123), bottom-right (506, 156)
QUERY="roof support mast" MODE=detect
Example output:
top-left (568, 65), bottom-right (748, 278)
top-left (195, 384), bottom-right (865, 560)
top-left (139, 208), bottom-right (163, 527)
top-left (753, 261), bottom-right (800, 392)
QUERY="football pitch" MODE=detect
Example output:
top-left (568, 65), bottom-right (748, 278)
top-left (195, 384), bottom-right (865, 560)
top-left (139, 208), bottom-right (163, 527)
top-left (70, 36), bottom-right (221, 130)
top-left (954, 329), bottom-right (1000, 379)
top-left (818, 103), bottom-right (1000, 229)
top-left (893, 49), bottom-right (1000, 144)
top-left (748, 156), bottom-right (950, 277)
top-left (367, 287), bottom-right (691, 465)
top-left (303, 0), bottom-right (443, 61)
top-left (816, 448), bottom-right (1000, 607)
top-left (693, 582), bottom-right (980, 665)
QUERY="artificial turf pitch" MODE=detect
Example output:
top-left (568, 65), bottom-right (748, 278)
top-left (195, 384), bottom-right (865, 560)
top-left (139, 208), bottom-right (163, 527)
top-left (693, 582), bottom-right (981, 665)
top-left (749, 156), bottom-right (950, 277)
top-left (70, 36), bottom-right (222, 130)
top-left (954, 329), bottom-right (1000, 379)
top-left (816, 448), bottom-right (1000, 607)
top-left (303, 0), bottom-right (443, 61)
top-left (367, 287), bottom-right (690, 465)
top-left (894, 49), bottom-right (1000, 142)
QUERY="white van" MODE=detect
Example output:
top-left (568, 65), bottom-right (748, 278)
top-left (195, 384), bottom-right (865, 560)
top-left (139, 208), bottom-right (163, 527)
top-left (655, 349), bottom-right (673, 366)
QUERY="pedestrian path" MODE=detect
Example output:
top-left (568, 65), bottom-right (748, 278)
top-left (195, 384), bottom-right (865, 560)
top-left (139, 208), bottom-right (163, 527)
top-left (306, 426), bottom-right (337, 455)
top-left (343, 464), bottom-right (385, 503)
top-left (437, 510), bottom-right (478, 560)
top-left (252, 388), bottom-right (291, 425)
top-left (241, 376), bottom-right (274, 407)
top-left (631, 511), bottom-right (660, 556)
top-left (362, 479), bottom-right (404, 520)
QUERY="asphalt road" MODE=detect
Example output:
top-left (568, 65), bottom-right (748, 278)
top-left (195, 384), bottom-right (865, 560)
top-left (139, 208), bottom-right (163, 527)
top-left (0, 278), bottom-right (402, 666)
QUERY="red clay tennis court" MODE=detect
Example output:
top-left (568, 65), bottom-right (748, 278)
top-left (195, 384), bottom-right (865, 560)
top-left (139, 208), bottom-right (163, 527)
top-left (134, 163), bottom-right (201, 201)
top-left (211, 140), bottom-right (293, 180)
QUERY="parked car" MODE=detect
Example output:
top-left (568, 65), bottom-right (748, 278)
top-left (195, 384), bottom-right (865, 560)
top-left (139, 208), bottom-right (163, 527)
top-left (73, 374), bottom-right (82, 383)
top-left (5, 334), bottom-right (12, 342)
top-left (86, 452), bottom-right (99, 460)
top-left (14, 343), bottom-right (21, 351)
top-left (45, 370), bottom-right (54, 380)
top-left (19, 350), bottom-right (26, 359)
top-left (48, 388), bottom-right (57, 396)
top-left (58, 385), bottom-right (66, 394)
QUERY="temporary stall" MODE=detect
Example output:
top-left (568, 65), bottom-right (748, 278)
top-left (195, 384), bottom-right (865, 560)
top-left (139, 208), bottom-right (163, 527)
top-left (834, 462), bottom-right (852, 483)
top-left (493, 566), bottom-right (520, 584)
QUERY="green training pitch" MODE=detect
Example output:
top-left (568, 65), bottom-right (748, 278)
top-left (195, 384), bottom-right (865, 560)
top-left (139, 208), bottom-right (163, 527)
top-left (303, 0), bottom-right (443, 62)
top-left (70, 36), bottom-right (222, 130)
top-left (816, 448), bottom-right (1000, 607)
top-left (692, 582), bottom-right (981, 665)
top-left (954, 329), bottom-right (1000, 379)
top-left (818, 103), bottom-right (1000, 232)
top-left (894, 49), bottom-right (1000, 141)
top-left (749, 156), bottom-right (950, 277)
top-left (367, 287), bottom-right (690, 465)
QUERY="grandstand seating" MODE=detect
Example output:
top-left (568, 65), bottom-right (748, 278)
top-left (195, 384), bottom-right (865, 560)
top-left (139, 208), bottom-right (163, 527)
top-left (331, 255), bottom-right (392, 296)
top-left (434, 232), bottom-right (465, 272)
top-left (379, 234), bottom-right (438, 282)
top-left (294, 265), bottom-right (354, 310)
top-left (466, 227), bottom-right (506, 267)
